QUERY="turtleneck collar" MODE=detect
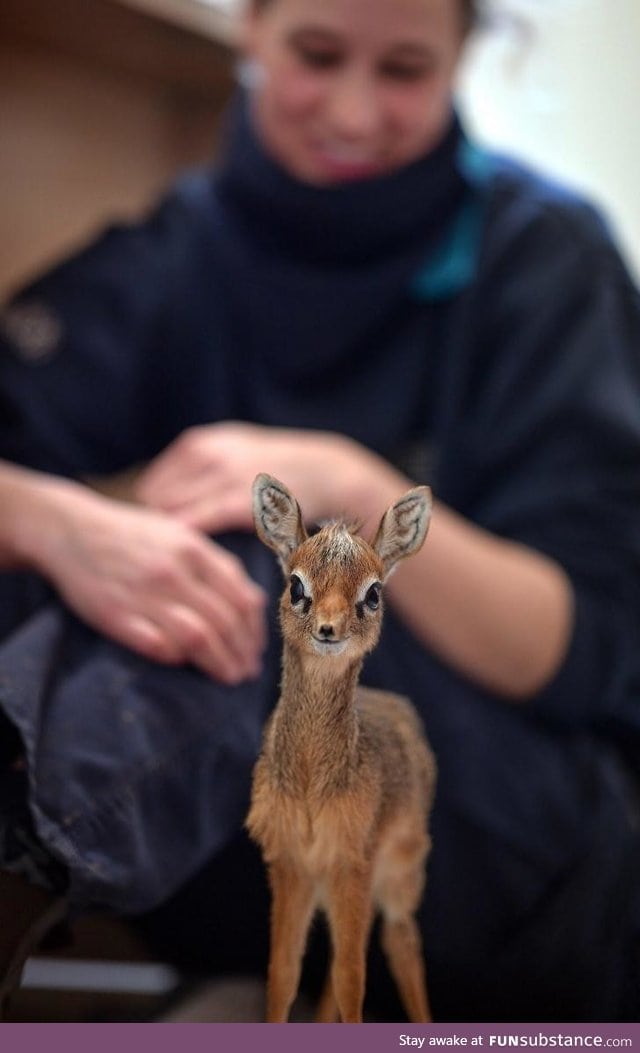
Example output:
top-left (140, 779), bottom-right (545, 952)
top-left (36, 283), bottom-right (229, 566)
top-left (215, 92), bottom-right (469, 268)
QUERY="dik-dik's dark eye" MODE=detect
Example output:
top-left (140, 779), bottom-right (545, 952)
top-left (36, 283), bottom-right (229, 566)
top-left (364, 583), bottom-right (381, 611)
top-left (290, 574), bottom-right (307, 606)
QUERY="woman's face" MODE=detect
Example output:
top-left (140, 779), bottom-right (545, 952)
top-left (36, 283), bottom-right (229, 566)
top-left (242, 0), bottom-right (467, 185)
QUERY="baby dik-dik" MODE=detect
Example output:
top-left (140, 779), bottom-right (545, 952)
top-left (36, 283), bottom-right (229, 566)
top-left (247, 474), bottom-right (437, 1023)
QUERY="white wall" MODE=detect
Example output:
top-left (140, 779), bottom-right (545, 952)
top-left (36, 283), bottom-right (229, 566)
top-left (457, 0), bottom-right (640, 280)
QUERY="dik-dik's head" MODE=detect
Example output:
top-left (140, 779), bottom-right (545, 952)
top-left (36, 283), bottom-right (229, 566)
top-left (253, 474), bottom-right (431, 662)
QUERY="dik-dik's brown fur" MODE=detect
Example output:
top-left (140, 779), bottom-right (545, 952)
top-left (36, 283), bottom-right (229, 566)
top-left (246, 474), bottom-right (437, 1023)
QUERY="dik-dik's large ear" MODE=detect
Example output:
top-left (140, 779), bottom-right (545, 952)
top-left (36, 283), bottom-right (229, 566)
top-left (252, 473), bottom-right (308, 572)
top-left (372, 486), bottom-right (432, 578)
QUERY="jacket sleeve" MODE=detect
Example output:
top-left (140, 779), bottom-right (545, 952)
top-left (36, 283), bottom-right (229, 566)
top-left (439, 180), bottom-right (640, 731)
top-left (0, 181), bottom-right (204, 478)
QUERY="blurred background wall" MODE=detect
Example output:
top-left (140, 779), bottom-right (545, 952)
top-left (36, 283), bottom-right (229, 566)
top-left (0, 0), bottom-right (235, 297)
top-left (1, 0), bottom-right (638, 296)
top-left (458, 0), bottom-right (640, 281)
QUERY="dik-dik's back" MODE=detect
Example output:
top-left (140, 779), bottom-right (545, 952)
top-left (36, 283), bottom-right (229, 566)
top-left (247, 474), bottom-right (436, 1023)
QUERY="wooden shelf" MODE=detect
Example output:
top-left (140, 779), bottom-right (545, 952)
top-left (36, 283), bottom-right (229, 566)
top-left (0, 0), bottom-right (236, 97)
top-left (0, 0), bottom-right (237, 294)
top-left (112, 0), bottom-right (238, 48)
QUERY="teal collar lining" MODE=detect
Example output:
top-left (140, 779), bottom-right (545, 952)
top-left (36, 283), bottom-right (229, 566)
top-left (411, 138), bottom-right (494, 302)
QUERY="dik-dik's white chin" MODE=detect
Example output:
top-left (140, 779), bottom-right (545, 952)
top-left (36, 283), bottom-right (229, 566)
top-left (310, 637), bottom-right (349, 658)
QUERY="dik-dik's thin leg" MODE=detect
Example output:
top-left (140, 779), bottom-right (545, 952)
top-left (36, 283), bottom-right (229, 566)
top-left (266, 863), bottom-right (316, 1023)
top-left (314, 968), bottom-right (339, 1023)
top-left (381, 914), bottom-right (431, 1022)
top-left (325, 867), bottom-right (374, 1023)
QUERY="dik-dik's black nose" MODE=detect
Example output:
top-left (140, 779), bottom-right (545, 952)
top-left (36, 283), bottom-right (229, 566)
top-left (318, 624), bottom-right (335, 639)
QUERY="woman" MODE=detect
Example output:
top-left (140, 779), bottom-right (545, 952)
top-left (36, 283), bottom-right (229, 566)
top-left (0, 0), bottom-right (639, 1021)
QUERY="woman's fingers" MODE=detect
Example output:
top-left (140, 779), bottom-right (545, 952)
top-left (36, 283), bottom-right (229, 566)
top-left (109, 611), bottom-right (185, 666)
top-left (101, 588), bottom-right (264, 684)
top-left (152, 603), bottom-right (259, 684)
top-left (41, 482), bottom-right (268, 682)
top-left (173, 578), bottom-right (265, 676)
top-left (109, 611), bottom-right (252, 684)
top-left (190, 546), bottom-right (266, 652)
top-left (127, 539), bottom-right (267, 681)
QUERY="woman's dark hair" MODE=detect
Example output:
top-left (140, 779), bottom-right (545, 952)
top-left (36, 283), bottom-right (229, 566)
top-left (461, 0), bottom-right (479, 30)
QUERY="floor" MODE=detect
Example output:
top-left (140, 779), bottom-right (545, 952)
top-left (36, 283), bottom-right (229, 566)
top-left (4, 914), bottom-right (317, 1022)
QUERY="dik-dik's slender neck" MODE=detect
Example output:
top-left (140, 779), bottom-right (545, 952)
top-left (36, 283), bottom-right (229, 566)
top-left (271, 643), bottom-right (363, 797)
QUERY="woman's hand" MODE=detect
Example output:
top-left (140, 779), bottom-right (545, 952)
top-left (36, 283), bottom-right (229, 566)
top-left (134, 421), bottom-right (405, 535)
top-left (10, 471), bottom-right (266, 684)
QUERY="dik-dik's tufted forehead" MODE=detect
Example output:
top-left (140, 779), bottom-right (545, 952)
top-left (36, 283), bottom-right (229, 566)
top-left (292, 523), bottom-right (384, 596)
